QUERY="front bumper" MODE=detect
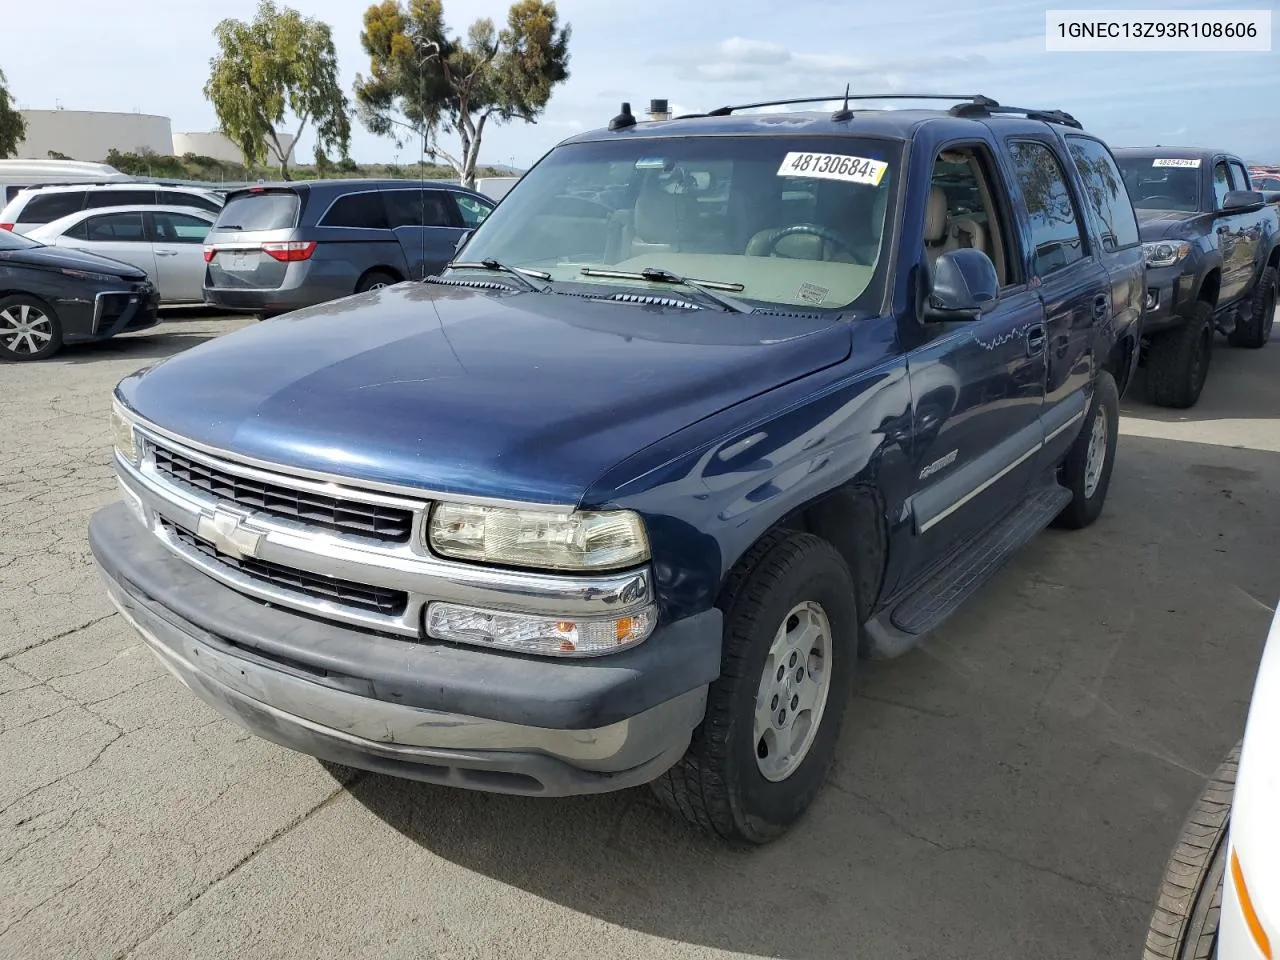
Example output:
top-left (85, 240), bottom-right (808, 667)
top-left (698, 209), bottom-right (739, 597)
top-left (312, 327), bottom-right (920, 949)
top-left (89, 503), bottom-right (721, 796)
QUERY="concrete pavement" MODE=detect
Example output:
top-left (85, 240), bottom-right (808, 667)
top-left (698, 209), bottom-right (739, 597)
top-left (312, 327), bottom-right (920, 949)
top-left (1, 313), bottom-right (1277, 959)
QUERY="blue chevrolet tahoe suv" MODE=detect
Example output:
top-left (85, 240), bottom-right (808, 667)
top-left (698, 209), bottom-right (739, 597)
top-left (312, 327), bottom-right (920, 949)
top-left (90, 94), bottom-right (1144, 843)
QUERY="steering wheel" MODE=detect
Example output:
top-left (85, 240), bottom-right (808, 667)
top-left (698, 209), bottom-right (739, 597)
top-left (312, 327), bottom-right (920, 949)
top-left (761, 223), bottom-right (861, 261)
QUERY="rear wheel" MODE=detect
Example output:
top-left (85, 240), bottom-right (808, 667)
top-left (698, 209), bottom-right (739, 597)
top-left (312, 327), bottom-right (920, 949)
top-left (1227, 265), bottom-right (1276, 349)
top-left (0, 295), bottom-right (63, 362)
top-left (651, 530), bottom-right (858, 844)
top-left (1146, 300), bottom-right (1213, 409)
top-left (1053, 370), bottom-right (1119, 530)
top-left (356, 270), bottom-right (398, 294)
top-left (1143, 744), bottom-right (1238, 960)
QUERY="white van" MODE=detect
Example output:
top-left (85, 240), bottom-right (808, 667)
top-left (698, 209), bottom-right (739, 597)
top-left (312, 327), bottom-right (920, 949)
top-left (0, 159), bottom-right (132, 205)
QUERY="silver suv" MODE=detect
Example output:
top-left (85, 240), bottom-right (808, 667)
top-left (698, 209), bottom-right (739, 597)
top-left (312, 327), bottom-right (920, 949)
top-left (0, 182), bottom-right (224, 235)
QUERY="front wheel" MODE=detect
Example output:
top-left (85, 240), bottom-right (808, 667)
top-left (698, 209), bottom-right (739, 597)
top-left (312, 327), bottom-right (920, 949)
top-left (651, 530), bottom-right (859, 844)
top-left (0, 294), bottom-right (63, 362)
top-left (1146, 301), bottom-right (1214, 409)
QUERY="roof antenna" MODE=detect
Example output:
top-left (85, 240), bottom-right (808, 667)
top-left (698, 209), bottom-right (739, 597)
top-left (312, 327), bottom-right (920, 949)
top-left (831, 84), bottom-right (853, 122)
top-left (609, 102), bottom-right (636, 131)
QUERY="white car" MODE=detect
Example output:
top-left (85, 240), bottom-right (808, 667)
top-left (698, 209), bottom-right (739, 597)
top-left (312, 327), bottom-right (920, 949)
top-left (1145, 602), bottom-right (1279, 959)
top-left (26, 205), bottom-right (215, 305)
top-left (0, 181), bottom-right (223, 236)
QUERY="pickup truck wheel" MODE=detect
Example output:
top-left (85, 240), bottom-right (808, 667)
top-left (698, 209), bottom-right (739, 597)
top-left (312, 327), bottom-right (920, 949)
top-left (1227, 265), bottom-right (1276, 349)
top-left (1142, 744), bottom-right (1237, 960)
top-left (1052, 370), bottom-right (1118, 530)
top-left (0, 295), bottom-right (63, 362)
top-left (1146, 301), bottom-right (1213, 409)
top-left (651, 530), bottom-right (858, 844)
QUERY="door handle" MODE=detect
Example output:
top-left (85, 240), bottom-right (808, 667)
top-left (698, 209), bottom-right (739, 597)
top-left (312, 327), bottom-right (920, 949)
top-left (1025, 322), bottom-right (1047, 356)
top-left (156, 250), bottom-right (178, 257)
top-left (1093, 294), bottom-right (1109, 319)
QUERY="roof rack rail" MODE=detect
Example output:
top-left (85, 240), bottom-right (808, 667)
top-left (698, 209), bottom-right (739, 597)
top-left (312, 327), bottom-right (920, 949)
top-left (700, 93), bottom-right (994, 117)
top-left (948, 100), bottom-right (1083, 129)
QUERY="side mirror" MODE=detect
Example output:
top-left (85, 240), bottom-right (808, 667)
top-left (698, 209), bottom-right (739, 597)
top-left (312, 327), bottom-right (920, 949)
top-left (1223, 190), bottom-right (1265, 212)
top-left (453, 229), bottom-right (473, 255)
top-left (925, 248), bottom-right (999, 321)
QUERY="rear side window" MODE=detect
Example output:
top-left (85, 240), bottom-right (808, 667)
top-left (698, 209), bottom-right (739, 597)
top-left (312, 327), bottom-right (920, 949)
top-left (1065, 137), bottom-right (1140, 252)
top-left (1007, 140), bottom-right (1087, 276)
top-left (19, 191), bottom-right (85, 225)
top-left (159, 191), bottom-right (222, 213)
top-left (320, 191), bottom-right (389, 229)
top-left (215, 192), bottom-right (301, 232)
top-left (85, 189), bottom-right (157, 209)
top-left (84, 212), bottom-right (146, 241)
top-left (150, 211), bottom-right (211, 243)
top-left (452, 192), bottom-right (492, 227)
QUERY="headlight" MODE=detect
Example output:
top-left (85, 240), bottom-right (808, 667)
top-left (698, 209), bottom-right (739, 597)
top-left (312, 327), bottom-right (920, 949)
top-left (61, 267), bottom-right (124, 284)
top-left (428, 502), bottom-right (649, 571)
top-left (109, 401), bottom-right (138, 465)
top-left (426, 601), bottom-right (656, 657)
top-left (1142, 240), bottom-right (1191, 268)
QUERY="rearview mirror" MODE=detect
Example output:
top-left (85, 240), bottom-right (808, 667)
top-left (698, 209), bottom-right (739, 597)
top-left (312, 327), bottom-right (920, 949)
top-left (925, 249), bottom-right (999, 321)
top-left (1223, 190), bottom-right (1265, 212)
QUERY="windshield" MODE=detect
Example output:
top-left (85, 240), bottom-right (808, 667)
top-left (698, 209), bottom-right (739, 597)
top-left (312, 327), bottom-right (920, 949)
top-left (0, 229), bottom-right (40, 251)
top-left (1116, 157), bottom-right (1201, 212)
top-left (457, 134), bottom-right (900, 311)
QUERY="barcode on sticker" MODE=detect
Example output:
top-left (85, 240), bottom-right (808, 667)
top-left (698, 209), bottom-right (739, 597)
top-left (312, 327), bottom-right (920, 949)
top-left (1153, 158), bottom-right (1200, 168)
top-left (778, 152), bottom-right (887, 185)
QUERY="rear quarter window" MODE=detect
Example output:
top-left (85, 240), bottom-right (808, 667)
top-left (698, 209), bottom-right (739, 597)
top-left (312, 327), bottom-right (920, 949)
top-left (85, 189), bottom-right (157, 209)
top-left (1066, 137), bottom-right (1140, 252)
top-left (19, 191), bottom-right (86, 225)
top-left (214, 192), bottom-right (301, 232)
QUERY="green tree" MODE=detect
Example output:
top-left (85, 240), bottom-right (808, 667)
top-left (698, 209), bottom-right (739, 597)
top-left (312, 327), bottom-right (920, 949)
top-left (0, 67), bottom-right (27, 159)
top-left (204, 0), bottom-right (351, 180)
top-left (354, 0), bottom-right (570, 189)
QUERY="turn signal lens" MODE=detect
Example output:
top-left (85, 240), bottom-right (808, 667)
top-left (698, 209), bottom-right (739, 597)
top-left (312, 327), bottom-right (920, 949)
top-left (1231, 849), bottom-right (1273, 959)
top-left (425, 601), bottom-right (656, 657)
top-left (109, 402), bottom-right (138, 465)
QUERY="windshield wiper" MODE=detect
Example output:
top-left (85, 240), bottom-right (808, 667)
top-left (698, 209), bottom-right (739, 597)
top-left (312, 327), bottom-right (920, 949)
top-left (448, 259), bottom-right (551, 292)
top-left (579, 266), bottom-right (749, 313)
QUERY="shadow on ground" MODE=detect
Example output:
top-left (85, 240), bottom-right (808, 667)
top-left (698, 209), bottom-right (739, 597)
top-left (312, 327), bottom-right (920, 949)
top-left (331, 425), bottom-right (1279, 960)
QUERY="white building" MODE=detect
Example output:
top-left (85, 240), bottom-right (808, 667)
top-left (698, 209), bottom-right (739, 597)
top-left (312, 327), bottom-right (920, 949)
top-left (16, 108), bottom-right (295, 166)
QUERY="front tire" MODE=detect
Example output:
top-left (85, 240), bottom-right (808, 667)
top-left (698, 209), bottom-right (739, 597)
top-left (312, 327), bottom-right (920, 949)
top-left (1053, 370), bottom-right (1119, 530)
top-left (1143, 744), bottom-right (1238, 960)
top-left (651, 530), bottom-right (858, 844)
top-left (1146, 300), bottom-right (1214, 409)
top-left (1227, 265), bottom-right (1276, 349)
top-left (0, 294), bottom-right (63, 362)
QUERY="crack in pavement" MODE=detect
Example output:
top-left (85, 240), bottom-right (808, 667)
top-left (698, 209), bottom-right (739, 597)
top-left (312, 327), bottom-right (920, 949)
top-left (1, 615), bottom-right (116, 663)
top-left (114, 775), bottom-right (365, 960)
top-left (0, 728), bottom-right (123, 819)
top-left (0, 841), bottom-right (115, 940)
top-left (825, 780), bottom-right (1147, 905)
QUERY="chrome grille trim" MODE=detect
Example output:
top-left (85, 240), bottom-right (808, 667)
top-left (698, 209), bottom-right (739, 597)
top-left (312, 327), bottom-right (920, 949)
top-left (113, 425), bottom-right (654, 636)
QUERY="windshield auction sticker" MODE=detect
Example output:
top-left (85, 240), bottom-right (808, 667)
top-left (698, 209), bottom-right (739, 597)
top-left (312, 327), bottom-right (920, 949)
top-left (1153, 158), bottom-right (1202, 167)
top-left (778, 153), bottom-right (887, 186)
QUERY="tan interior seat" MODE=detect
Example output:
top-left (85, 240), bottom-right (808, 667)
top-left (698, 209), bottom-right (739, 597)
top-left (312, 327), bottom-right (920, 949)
top-left (618, 175), bottom-right (698, 258)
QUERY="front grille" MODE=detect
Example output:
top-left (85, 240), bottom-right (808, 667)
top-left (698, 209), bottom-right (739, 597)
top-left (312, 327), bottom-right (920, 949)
top-left (161, 518), bottom-right (408, 617)
top-left (152, 443), bottom-right (414, 543)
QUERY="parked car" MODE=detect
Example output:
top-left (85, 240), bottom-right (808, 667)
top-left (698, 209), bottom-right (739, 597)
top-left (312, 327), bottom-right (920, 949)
top-left (0, 226), bottom-right (158, 361)
top-left (0, 181), bottom-right (224, 235)
top-left (26, 205), bottom-right (215, 305)
top-left (0, 158), bottom-right (132, 206)
top-left (1114, 148), bottom-right (1280, 408)
top-left (90, 93), bottom-right (1142, 842)
top-left (1144, 600), bottom-right (1279, 960)
top-left (201, 179), bottom-right (494, 316)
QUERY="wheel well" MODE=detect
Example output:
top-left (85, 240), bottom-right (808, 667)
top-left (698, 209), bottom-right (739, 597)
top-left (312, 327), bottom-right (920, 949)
top-left (356, 266), bottom-right (403, 290)
top-left (768, 486), bottom-right (888, 639)
top-left (1103, 335), bottom-right (1136, 398)
top-left (1198, 269), bottom-right (1221, 307)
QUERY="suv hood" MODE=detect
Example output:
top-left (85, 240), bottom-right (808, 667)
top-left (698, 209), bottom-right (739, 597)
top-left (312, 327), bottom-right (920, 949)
top-left (7, 243), bottom-right (147, 280)
top-left (118, 282), bottom-right (852, 504)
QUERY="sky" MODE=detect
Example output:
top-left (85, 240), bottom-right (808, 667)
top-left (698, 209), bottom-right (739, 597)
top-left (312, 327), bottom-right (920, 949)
top-left (4, 0), bottom-right (1278, 168)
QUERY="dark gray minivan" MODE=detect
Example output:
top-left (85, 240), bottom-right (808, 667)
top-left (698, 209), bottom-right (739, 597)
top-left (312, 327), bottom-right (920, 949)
top-left (202, 179), bottom-right (494, 315)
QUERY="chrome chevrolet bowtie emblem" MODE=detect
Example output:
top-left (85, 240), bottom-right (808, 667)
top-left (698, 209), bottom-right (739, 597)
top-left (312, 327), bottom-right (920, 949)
top-left (196, 507), bottom-right (265, 560)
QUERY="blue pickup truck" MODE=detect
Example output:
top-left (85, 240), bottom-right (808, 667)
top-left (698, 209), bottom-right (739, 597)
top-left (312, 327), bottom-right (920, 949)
top-left (90, 94), bottom-right (1143, 843)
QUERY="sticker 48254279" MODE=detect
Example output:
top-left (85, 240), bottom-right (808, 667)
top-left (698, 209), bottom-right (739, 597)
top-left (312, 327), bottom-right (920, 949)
top-left (1153, 158), bottom-right (1201, 168)
top-left (777, 152), bottom-right (888, 186)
